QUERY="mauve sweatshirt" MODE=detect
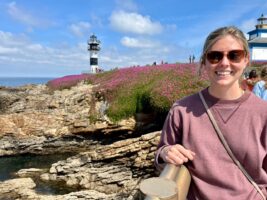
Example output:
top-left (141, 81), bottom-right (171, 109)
top-left (155, 88), bottom-right (267, 200)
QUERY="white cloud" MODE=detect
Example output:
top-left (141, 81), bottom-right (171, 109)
top-left (0, 29), bottom-right (190, 76)
top-left (7, 2), bottom-right (44, 27)
top-left (69, 21), bottom-right (91, 37)
top-left (0, 31), bottom-right (29, 46)
top-left (120, 36), bottom-right (158, 48)
top-left (0, 30), bottom-right (89, 76)
top-left (0, 46), bottom-right (19, 54)
top-left (99, 39), bottom-right (190, 69)
top-left (109, 11), bottom-right (163, 35)
top-left (26, 44), bottom-right (44, 51)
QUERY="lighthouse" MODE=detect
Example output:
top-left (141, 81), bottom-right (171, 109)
top-left (88, 34), bottom-right (101, 73)
top-left (247, 14), bottom-right (267, 61)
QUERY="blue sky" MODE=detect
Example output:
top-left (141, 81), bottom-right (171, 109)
top-left (0, 0), bottom-right (266, 77)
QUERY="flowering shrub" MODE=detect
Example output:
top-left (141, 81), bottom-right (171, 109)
top-left (46, 61), bottom-right (267, 123)
top-left (150, 66), bottom-right (208, 112)
top-left (47, 63), bottom-right (209, 122)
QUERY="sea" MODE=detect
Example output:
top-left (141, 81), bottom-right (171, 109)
top-left (0, 77), bottom-right (56, 87)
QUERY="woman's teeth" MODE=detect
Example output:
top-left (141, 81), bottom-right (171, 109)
top-left (215, 71), bottom-right (232, 76)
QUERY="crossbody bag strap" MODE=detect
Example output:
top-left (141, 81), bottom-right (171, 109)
top-left (198, 91), bottom-right (266, 200)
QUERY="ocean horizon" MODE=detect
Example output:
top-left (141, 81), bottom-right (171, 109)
top-left (0, 77), bottom-right (56, 87)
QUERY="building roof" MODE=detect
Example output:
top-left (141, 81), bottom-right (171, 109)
top-left (248, 29), bottom-right (267, 35)
top-left (248, 37), bottom-right (267, 44)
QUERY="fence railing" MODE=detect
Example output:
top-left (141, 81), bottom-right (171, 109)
top-left (139, 164), bottom-right (191, 200)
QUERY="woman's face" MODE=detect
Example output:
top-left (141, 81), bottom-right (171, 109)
top-left (204, 35), bottom-right (249, 89)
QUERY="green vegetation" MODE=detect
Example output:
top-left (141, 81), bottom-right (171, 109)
top-left (47, 63), bottom-right (209, 123)
top-left (48, 61), bottom-right (267, 123)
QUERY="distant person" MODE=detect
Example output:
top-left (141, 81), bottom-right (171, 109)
top-left (155, 26), bottom-right (267, 199)
top-left (253, 66), bottom-right (267, 100)
top-left (241, 69), bottom-right (259, 91)
top-left (192, 55), bottom-right (195, 63)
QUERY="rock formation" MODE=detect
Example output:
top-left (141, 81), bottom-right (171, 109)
top-left (0, 82), bottom-right (161, 199)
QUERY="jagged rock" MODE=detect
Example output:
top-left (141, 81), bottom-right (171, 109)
top-left (0, 83), bottom-right (137, 156)
top-left (0, 82), bottom-right (161, 200)
top-left (16, 168), bottom-right (46, 177)
top-left (0, 178), bottom-right (124, 199)
top-left (37, 131), bottom-right (160, 198)
top-left (0, 83), bottom-right (95, 138)
top-left (0, 178), bottom-right (37, 200)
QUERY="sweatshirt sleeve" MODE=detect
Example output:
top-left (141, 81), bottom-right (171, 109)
top-left (154, 104), bottom-right (182, 171)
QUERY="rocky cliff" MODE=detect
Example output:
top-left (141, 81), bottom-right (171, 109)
top-left (0, 82), bottom-right (161, 199)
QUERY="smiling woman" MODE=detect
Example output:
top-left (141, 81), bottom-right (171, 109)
top-left (155, 26), bottom-right (267, 200)
top-left (198, 26), bottom-right (250, 100)
top-left (203, 35), bottom-right (249, 99)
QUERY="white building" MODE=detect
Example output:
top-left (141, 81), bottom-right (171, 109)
top-left (88, 34), bottom-right (101, 73)
top-left (247, 14), bottom-right (267, 61)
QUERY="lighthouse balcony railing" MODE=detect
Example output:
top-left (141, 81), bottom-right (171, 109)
top-left (88, 46), bottom-right (101, 51)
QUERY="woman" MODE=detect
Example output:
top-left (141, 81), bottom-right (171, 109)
top-left (241, 69), bottom-right (259, 91)
top-left (253, 66), bottom-right (267, 100)
top-left (155, 26), bottom-right (267, 199)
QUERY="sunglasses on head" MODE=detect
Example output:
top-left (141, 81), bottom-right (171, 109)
top-left (206, 50), bottom-right (246, 64)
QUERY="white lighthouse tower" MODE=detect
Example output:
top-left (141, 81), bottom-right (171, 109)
top-left (88, 34), bottom-right (101, 73)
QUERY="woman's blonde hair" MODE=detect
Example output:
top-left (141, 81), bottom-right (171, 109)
top-left (198, 26), bottom-right (250, 75)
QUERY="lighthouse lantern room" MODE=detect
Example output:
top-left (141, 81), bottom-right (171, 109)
top-left (88, 34), bottom-right (101, 73)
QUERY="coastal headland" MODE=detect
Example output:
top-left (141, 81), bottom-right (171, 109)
top-left (0, 82), bottom-right (160, 199)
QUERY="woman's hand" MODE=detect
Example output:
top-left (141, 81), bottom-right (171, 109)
top-left (160, 144), bottom-right (195, 165)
